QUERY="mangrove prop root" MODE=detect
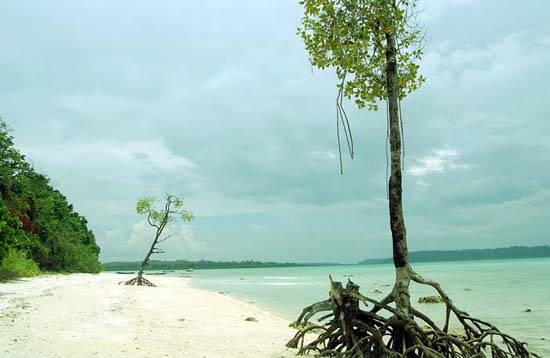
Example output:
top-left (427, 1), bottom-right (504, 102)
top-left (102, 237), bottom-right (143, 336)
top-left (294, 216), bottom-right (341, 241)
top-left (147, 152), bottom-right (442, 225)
top-left (287, 275), bottom-right (539, 358)
top-left (120, 275), bottom-right (156, 287)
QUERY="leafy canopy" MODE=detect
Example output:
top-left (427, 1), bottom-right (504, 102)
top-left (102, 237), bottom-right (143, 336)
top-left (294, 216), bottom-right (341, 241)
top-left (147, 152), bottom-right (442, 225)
top-left (299, 0), bottom-right (425, 110)
top-left (136, 195), bottom-right (193, 226)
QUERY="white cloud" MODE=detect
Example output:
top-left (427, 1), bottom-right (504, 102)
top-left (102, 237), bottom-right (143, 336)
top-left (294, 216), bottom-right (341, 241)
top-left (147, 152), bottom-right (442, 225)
top-left (104, 227), bottom-right (124, 239)
top-left (127, 140), bottom-right (194, 172)
top-left (308, 149), bottom-right (338, 161)
top-left (96, 227), bottom-right (124, 253)
top-left (408, 148), bottom-right (467, 177)
top-left (423, 32), bottom-right (550, 90)
top-left (177, 225), bottom-right (205, 252)
top-left (125, 220), bottom-right (204, 259)
top-left (126, 220), bottom-right (152, 249)
top-left (22, 139), bottom-right (194, 184)
top-left (421, 0), bottom-right (477, 20)
top-left (202, 68), bottom-right (255, 92)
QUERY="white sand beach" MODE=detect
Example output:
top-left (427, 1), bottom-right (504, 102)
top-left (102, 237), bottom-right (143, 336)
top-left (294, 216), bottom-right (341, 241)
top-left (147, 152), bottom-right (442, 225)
top-left (0, 273), bottom-right (303, 358)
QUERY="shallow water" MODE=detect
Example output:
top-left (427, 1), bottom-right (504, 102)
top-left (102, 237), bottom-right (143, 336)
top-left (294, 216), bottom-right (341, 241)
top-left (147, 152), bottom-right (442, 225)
top-left (182, 258), bottom-right (550, 354)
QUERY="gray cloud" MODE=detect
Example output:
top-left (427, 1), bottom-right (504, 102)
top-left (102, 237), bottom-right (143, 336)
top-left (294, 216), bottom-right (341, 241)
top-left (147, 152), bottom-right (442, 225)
top-left (2, 0), bottom-right (549, 263)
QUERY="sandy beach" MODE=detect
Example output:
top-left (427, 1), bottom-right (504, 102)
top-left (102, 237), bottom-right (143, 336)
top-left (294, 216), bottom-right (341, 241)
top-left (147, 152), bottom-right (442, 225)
top-left (0, 273), bottom-right (303, 358)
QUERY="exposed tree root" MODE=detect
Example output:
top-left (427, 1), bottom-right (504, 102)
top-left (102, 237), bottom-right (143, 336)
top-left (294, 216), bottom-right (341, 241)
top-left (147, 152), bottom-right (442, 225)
top-left (121, 274), bottom-right (156, 287)
top-left (287, 275), bottom-right (539, 358)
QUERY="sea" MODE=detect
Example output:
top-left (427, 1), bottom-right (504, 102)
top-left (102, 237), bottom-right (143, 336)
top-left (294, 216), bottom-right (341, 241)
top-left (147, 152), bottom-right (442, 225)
top-left (180, 258), bottom-right (550, 355)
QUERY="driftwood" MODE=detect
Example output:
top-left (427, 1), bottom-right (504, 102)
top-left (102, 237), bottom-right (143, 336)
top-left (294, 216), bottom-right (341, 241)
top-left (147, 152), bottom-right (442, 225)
top-left (287, 275), bottom-right (539, 358)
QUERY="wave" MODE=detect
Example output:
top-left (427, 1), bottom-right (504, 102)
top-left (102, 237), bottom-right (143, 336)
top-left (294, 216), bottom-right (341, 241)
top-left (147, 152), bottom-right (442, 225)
top-left (258, 282), bottom-right (302, 286)
top-left (263, 276), bottom-right (297, 280)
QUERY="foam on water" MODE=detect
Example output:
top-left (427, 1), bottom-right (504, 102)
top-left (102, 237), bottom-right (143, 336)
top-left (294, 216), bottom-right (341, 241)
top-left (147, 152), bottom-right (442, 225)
top-left (258, 282), bottom-right (301, 286)
top-left (263, 276), bottom-right (296, 280)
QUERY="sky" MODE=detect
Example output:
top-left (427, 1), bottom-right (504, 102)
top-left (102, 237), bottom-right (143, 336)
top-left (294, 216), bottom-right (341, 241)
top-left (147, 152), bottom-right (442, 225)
top-left (1, 0), bottom-right (549, 263)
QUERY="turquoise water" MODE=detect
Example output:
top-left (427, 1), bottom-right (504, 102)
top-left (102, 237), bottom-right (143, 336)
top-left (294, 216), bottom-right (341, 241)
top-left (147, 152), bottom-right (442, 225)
top-left (180, 258), bottom-right (550, 354)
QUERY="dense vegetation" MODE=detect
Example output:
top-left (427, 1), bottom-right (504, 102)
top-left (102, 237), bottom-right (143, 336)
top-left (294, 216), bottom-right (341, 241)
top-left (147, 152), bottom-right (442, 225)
top-left (103, 259), bottom-right (339, 271)
top-left (0, 119), bottom-right (101, 279)
top-left (359, 245), bottom-right (550, 265)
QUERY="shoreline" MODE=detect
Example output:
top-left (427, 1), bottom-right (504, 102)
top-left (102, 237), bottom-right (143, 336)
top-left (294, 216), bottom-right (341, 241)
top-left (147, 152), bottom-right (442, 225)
top-left (0, 273), bottom-right (304, 357)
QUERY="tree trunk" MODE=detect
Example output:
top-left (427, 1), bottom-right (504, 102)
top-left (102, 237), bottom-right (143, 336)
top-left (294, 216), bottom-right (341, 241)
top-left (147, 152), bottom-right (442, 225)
top-left (385, 14), bottom-right (411, 317)
top-left (136, 243), bottom-right (154, 282)
top-left (384, 12), bottom-right (414, 354)
top-left (124, 204), bottom-right (170, 287)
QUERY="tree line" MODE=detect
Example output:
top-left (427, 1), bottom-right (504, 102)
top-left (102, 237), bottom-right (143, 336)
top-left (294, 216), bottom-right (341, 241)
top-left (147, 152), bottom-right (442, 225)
top-left (359, 245), bottom-right (550, 265)
top-left (0, 119), bottom-right (101, 278)
top-left (102, 259), bottom-right (340, 271)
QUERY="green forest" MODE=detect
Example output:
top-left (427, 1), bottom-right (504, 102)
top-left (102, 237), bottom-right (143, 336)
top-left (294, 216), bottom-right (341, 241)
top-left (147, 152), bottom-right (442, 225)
top-left (0, 119), bottom-right (101, 279)
top-left (102, 259), bottom-right (339, 272)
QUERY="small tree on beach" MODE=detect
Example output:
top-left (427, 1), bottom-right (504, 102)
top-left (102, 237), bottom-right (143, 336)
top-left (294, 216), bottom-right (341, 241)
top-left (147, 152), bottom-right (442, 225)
top-left (124, 194), bottom-right (193, 287)
top-left (287, 0), bottom-right (539, 357)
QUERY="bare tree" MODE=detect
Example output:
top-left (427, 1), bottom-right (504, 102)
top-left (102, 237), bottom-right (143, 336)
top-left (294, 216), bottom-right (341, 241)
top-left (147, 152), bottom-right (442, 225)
top-left (124, 195), bottom-right (193, 287)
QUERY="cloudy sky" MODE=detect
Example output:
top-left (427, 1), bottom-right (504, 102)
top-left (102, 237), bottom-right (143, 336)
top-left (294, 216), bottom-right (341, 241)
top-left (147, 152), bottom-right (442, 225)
top-left (2, 1), bottom-right (549, 263)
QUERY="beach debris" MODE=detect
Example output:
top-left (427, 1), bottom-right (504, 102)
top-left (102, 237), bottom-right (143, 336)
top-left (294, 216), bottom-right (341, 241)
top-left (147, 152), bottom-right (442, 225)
top-left (373, 289), bottom-right (382, 294)
top-left (245, 317), bottom-right (258, 322)
top-left (289, 321), bottom-right (324, 334)
top-left (447, 327), bottom-right (467, 339)
top-left (418, 295), bottom-right (444, 304)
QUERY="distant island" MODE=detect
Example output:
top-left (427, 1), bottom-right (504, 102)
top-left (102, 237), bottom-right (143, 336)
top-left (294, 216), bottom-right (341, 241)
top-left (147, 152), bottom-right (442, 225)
top-left (358, 245), bottom-right (550, 265)
top-left (102, 259), bottom-right (340, 271)
top-left (103, 245), bottom-right (550, 271)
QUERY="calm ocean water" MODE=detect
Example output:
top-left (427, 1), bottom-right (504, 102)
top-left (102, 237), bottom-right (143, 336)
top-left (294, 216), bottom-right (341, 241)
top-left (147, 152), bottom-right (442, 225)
top-left (178, 258), bottom-right (549, 354)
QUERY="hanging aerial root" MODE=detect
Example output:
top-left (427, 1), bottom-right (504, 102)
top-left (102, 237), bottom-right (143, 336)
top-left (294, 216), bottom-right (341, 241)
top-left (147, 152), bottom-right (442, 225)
top-left (120, 275), bottom-right (156, 287)
top-left (287, 276), bottom-right (539, 358)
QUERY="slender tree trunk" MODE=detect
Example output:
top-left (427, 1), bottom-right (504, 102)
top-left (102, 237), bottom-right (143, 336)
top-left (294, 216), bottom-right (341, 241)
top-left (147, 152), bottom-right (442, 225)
top-left (125, 205), bottom-right (171, 286)
top-left (123, 196), bottom-right (189, 287)
top-left (136, 212), bottom-right (167, 280)
top-left (385, 17), bottom-right (411, 317)
top-left (136, 242), bottom-right (155, 281)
